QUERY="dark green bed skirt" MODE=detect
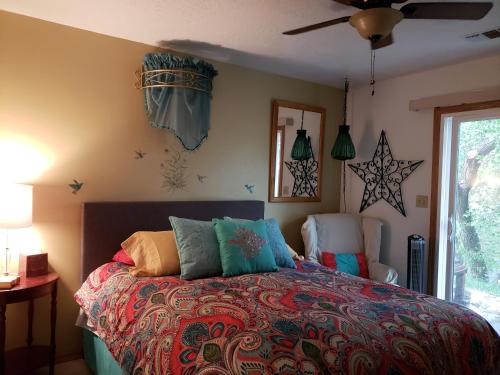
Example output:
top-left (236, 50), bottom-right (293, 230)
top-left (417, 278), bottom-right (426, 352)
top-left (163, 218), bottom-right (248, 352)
top-left (83, 329), bottom-right (124, 375)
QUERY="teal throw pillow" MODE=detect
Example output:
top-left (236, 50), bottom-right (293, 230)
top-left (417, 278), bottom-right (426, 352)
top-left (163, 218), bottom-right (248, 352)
top-left (224, 217), bottom-right (296, 269)
top-left (213, 219), bottom-right (278, 277)
top-left (169, 216), bottom-right (222, 280)
top-left (322, 252), bottom-right (369, 278)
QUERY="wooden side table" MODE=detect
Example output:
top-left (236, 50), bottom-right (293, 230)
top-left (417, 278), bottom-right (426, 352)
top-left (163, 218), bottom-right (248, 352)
top-left (0, 273), bottom-right (59, 375)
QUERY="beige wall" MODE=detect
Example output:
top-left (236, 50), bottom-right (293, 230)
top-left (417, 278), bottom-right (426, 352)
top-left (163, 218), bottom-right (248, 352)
top-left (0, 11), bottom-right (342, 357)
top-left (346, 54), bottom-right (500, 290)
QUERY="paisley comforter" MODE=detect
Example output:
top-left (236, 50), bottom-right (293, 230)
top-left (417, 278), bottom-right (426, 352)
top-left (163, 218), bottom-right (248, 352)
top-left (75, 261), bottom-right (498, 374)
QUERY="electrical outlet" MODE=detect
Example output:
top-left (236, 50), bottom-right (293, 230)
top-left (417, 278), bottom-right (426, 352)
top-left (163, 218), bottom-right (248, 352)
top-left (416, 195), bottom-right (428, 208)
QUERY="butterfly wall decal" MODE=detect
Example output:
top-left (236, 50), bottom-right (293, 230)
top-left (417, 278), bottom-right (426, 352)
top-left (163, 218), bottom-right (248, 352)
top-left (134, 150), bottom-right (147, 159)
top-left (197, 175), bottom-right (207, 183)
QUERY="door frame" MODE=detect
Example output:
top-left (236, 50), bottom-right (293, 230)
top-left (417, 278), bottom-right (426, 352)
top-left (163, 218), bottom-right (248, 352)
top-left (428, 99), bottom-right (500, 295)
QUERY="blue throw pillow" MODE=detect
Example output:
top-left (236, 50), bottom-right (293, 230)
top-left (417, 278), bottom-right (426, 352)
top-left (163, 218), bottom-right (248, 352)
top-left (224, 217), bottom-right (296, 269)
top-left (213, 219), bottom-right (278, 277)
top-left (169, 216), bottom-right (222, 280)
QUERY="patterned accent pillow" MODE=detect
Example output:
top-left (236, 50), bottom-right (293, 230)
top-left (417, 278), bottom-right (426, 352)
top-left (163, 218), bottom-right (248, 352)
top-left (112, 249), bottom-right (135, 266)
top-left (224, 217), bottom-right (296, 269)
top-left (322, 252), bottom-right (369, 278)
top-left (169, 216), bottom-right (222, 280)
top-left (213, 219), bottom-right (278, 277)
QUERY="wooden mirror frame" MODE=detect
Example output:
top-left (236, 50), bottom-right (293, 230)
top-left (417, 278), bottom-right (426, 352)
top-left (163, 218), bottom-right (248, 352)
top-left (268, 100), bottom-right (325, 203)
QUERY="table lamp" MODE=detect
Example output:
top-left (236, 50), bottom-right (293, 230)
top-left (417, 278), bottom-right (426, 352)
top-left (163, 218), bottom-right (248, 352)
top-left (0, 183), bottom-right (33, 276)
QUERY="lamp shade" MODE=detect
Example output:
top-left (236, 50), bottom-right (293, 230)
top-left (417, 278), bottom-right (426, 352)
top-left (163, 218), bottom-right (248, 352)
top-left (291, 129), bottom-right (312, 161)
top-left (331, 125), bottom-right (356, 161)
top-left (0, 184), bottom-right (33, 228)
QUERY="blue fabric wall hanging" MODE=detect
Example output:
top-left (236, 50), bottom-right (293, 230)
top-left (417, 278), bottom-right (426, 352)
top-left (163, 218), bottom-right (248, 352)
top-left (138, 53), bottom-right (218, 150)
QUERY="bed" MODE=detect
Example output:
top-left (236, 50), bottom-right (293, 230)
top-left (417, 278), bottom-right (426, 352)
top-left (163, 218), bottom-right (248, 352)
top-left (75, 201), bottom-right (499, 374)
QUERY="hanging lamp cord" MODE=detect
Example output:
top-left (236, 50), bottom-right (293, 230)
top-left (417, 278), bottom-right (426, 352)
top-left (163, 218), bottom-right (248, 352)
top-left (343, 161), bottom-right (347, 212)
top-left (343, 78), bottom-right (349, 124)
top-left (342, 78), bottom-right (350, 213)
top-left (370, 49), bottom-right (376, 96)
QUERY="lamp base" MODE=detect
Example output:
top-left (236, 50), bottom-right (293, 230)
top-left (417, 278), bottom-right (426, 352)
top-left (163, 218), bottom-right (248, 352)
top-left (0, 274), bottom-right (20, 289)
top-left (3, 242), bottom-right (9, 276)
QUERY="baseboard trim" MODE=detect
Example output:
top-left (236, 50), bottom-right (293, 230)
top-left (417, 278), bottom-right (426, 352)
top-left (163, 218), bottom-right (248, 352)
top-left (56, 352), bottom-right (83, 364)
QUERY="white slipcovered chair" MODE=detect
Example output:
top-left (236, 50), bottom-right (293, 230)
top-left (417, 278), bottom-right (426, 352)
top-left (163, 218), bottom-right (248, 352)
top-left (301, 213), bottom-right (398, 284)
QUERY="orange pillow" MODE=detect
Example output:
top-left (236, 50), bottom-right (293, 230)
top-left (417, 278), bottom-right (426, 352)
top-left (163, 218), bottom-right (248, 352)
top-left (121, 231), bottom-right (180, 276)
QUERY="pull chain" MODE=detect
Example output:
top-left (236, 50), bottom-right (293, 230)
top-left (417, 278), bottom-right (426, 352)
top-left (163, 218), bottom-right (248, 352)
top-left (370, 49), bottom-right (376, 96)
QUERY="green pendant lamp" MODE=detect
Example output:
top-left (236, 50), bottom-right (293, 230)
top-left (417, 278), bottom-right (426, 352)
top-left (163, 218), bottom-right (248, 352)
top-left (291, 110), bottom-right (313, 161)
top-left (332, 78), bottom-right (356, 212)
top-left (331, 79), bottom-right (356, 161)
top-left (331, 125), bottom-right (355, 160)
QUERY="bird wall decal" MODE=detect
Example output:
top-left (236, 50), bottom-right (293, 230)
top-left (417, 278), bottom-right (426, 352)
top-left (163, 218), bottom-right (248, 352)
top-left (244, 184), bottom-right (255, 194)
top-left (69, 179), bottom-right (84, 195)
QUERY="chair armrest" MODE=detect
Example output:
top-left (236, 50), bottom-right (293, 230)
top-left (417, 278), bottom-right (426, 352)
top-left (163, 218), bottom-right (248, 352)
top-left (301, 216), bottom-right (320, 263)
top-left (368, 262), bottom-right (398, 284)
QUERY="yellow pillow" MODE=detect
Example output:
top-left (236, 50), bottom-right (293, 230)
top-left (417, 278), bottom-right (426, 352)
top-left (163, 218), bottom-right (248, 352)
top-left (121, 231), bottom-right (180, 276)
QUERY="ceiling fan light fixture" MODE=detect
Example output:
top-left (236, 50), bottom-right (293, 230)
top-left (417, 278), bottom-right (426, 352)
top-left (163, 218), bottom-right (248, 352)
top-left (349, 8), bottom-right (403, 40)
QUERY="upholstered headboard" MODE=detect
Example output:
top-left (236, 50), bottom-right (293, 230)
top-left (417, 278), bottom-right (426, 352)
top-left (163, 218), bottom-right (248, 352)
top-left (81, 200), bottom-right (264, 282)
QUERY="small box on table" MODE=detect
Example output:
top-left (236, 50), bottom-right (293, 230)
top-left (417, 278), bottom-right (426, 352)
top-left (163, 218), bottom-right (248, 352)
top-left (19, 253), bottom-right (48, 277)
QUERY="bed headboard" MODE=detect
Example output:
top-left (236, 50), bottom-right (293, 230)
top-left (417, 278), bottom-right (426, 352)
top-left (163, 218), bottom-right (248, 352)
top-left (81, 200), bottom-right (264, 282)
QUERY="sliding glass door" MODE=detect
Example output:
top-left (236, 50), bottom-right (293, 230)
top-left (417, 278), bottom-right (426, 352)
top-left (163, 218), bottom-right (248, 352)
top-left (436, 107), bottom-right (499, 333)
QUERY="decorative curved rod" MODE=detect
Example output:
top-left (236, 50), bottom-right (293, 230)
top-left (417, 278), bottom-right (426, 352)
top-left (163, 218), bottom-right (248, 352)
top-left (134, 68), bottom-right (213, 94)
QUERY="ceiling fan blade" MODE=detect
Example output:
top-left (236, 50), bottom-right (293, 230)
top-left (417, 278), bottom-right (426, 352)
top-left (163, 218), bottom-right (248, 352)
top-left (283, 16), bottom-right (350, 35)
top-left (371, 33), bottom-right (394, 50)
top-left (333, 0), bottom-right (369, 9)
top-left (401, 2), bottom-right (493, 20)
top-left (333, 0), bottom-right (403, 9)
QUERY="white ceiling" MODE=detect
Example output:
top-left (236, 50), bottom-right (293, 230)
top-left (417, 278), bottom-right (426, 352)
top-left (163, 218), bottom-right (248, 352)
top-left (1, 0), bottom-right (499, 87)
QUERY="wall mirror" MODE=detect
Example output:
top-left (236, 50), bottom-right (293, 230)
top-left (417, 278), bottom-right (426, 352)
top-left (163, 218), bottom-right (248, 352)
top-left (269, 100), bottom-right (325, 202)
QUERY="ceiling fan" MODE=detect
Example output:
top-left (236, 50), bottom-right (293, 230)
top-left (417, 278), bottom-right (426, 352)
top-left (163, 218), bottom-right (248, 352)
top-left (283, 1), bottom-right (494, 50)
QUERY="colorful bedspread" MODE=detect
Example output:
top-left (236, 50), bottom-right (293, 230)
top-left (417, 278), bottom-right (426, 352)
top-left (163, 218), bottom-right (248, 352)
top-left (75, 261), bottom-right (498, 374)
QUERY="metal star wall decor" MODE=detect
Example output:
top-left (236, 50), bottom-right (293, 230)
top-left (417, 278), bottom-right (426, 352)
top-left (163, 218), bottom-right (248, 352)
top-left (284, 159), bottom-right (319, 197)
top-left (348, 130), bottom-right (423, 216)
